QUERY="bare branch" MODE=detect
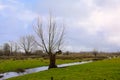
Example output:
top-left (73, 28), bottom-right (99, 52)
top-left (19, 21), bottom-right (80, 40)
top-left (19, 35), bottom-right (36, 54)
top-left (34, 15), bottom-right (65, 55)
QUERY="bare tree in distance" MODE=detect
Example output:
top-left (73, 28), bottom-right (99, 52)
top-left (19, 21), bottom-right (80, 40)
top-left (93, 48), bottom-right (98, 58)
top-left (34, 14), bottom-right (65, 69)
top-left (3, 43), bottom-right (10, 56)
top-left (9, 41), bottom-right (20, 54)
top-left (9, 41), bottom-right (13, 55)
top-left (14, 42), bottom-right (20, 53)
top-left (19, 35), bottom-right (36, 55)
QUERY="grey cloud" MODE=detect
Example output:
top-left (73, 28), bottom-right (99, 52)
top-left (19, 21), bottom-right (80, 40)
top-left (1, 0), bottom-right (120, 52)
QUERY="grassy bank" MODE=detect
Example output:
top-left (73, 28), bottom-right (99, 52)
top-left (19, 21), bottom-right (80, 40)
top-left (0, 58), bottom-right (80, 73)
top-left (8, 58), bottom-right (120, 80)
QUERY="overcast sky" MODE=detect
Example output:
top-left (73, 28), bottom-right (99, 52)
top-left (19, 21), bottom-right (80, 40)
top-left (0, 0), bottom-right (120, 52)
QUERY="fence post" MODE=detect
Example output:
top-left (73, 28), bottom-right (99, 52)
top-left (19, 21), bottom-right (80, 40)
top-left (51, 77), bottom-right (53, 80)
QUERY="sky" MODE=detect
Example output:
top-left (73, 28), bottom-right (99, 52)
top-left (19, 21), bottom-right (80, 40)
top-left (0, 0), bottom-right (120, 52)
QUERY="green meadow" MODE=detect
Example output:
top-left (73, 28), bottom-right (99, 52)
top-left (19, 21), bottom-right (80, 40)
top-left (0, 58), bottom-right (80, 73)
top-left (8, 58), bottom-right (120, 80)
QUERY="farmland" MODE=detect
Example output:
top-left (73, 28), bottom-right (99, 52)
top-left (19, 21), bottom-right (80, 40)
top-left (7, 58), bottom-right (120, 80)
top-left (0, 58), bottom-right (80, 73)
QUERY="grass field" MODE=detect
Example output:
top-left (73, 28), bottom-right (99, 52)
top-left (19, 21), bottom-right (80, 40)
top-left (8, 58), bottom-right (120, 80)
top-left (0, 58), bottom-right (80, 73)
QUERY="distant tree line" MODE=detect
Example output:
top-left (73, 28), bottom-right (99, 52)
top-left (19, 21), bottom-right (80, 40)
top-left (0, 40), bottom-right (44, 56)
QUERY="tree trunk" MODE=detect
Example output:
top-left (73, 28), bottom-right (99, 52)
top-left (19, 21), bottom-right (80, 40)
top-left (48, 54), bottom-right (57, 69)
top-left (25, 51), bottom-right (30, 55)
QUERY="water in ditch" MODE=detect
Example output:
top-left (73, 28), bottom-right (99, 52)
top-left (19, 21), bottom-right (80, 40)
top-left (0, 61), bottom-right (92, 80)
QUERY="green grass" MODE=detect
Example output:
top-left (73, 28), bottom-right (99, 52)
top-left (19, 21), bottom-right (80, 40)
top-left (0, 58), bottom-right (80, 73)
top-left (8, 58), bottom-right (120, 80)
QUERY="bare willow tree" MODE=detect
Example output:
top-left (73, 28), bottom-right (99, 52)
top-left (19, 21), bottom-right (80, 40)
top-left (19, 35), bottom-right (36, 55)
top-left (34, 15), bottom-right (65, 69)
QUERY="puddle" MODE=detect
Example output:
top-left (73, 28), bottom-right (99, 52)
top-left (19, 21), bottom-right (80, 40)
top-left (0, 61), bottom-right (92, 80)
